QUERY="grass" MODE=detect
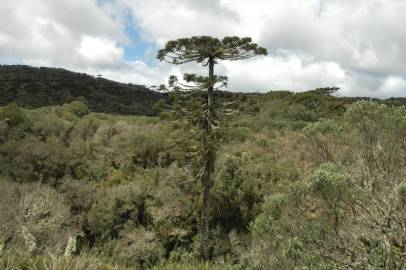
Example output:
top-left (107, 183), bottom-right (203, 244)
top-left (0, 251), bottom-right (121, 270)
top-left (0, 251), bottom-right (240, 270)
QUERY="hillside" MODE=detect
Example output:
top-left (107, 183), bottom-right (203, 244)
top-left (0, 65), bottom-right (166, 115)
top-left (1, 65), bottom-right (405, 118)
top-left (0, 67), bottom-right (406, 269)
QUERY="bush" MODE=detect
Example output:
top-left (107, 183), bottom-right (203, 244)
top-left (32, 113), bottom-right (66, 139)
top-left (64, 101), bottom-right (89, 118)
top-left (86, 182), bottom-right (148, 241)
top-left (0, 103), bottom-right (32, 140)
top-left (0, 182), bottom-right (71, 254)
top-left (0, 103), bottom-right (31, 128)
top-left (109, 227), bottom-right (165, 268)
top-left (303, 119), bottom-right (343, 163)
top-left (0, 136), bottom-right (69, 184)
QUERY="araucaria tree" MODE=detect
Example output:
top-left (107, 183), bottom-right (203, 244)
top-left (157, 36), bottom-right (267, 259)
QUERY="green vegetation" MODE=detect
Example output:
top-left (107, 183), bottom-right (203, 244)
top-left (0, 65), bottom-right (166, 115)
top-left (0, 67), bottom-right (405, 269)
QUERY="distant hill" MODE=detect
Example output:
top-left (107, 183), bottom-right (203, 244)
top-left (1, 65), bottom-right (405, 116)
top-left (0, 65), bottom-right (167, 115)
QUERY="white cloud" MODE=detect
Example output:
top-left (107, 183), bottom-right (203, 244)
top-left (376, 76), bottom-right (406, 98)
top-left (108, 0), bottom-right (405, 97)
top-left (0, 0), bottom-right (405, 97)
top-left (0, 0), bottom-right (126, 67)
top-left (80, 61), bottom-right (181, 87)
top-left (78, 36), bottom-right (123, 65)
top-left (119, 0), bottom-right (241, 45)
top-left (222, 54), bottom-right (347, 93)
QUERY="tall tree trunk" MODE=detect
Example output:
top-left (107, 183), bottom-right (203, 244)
top-left (200, 56), bottom-right (215, 260)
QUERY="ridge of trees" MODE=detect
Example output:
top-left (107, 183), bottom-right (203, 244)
top-left (1, 65), bottom-right (405, 118)
top-left (0, 65), bottom-right (166, 116)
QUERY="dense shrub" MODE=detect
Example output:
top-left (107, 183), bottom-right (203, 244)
top-left (86, 182), bottom-right (148, 241)
top-left (247, 101), bottom-right (406, 269)
top-left (63, 101), bottom-right (89, 118)
top-left (1, 96), bottom-right (405, 269)
top-left (0, 103), bottom-right (32, 140)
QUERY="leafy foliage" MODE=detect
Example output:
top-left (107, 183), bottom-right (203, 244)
top-left (248, 101), bottom-right (406, 269)
top-left (157, 36), bottom-right (267, 64)
top-left (0, 92), bottom-right (405, 269)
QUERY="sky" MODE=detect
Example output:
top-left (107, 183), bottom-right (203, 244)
top-left (0, 0), bottom-right (405, 98)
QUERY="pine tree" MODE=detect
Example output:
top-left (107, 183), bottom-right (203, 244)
top-left (157, 36), bottom-right (267, 260)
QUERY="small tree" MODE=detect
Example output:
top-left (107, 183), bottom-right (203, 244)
top-left (157, 36), bottom-right (267, 259)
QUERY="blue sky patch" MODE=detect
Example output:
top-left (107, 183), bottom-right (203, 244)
top-left (122, 24), bottom-right (157, 66)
